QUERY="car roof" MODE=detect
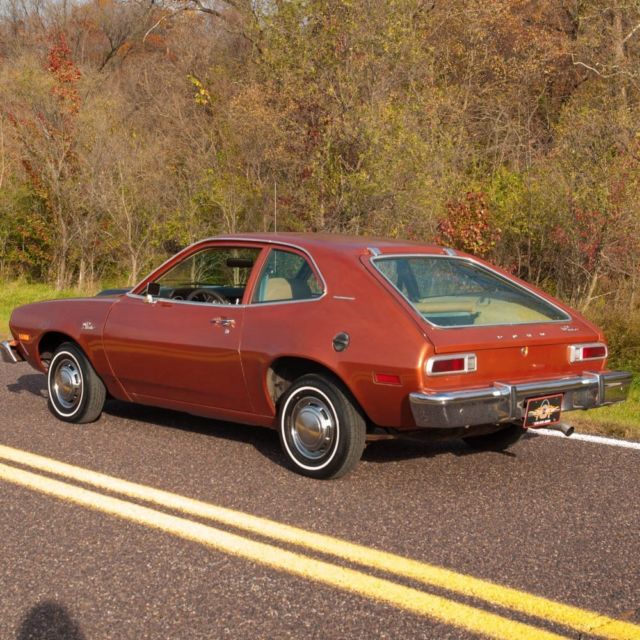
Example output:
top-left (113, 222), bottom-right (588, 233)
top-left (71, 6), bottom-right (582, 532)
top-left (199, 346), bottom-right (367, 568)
top-left (208, 232), bottom-right (448, 256)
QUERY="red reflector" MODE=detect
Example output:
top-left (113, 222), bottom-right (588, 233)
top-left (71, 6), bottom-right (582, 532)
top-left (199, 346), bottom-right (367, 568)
top-left (582, 346), bottom-right (606, 359)
top-left (373, 373), bottom-right (402, 385)
top-left (431, 358), bottom-right (465, 373)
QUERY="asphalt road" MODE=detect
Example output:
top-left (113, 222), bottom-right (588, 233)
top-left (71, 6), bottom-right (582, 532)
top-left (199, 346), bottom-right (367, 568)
top-left (0, 362), bottom-right (638, 640)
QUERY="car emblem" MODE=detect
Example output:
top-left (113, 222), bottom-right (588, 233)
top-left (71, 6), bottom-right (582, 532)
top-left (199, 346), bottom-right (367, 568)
top-left (560, 325), bottom-right (579, 332)
top-left (521, 346), bottom-right (528, 356)
top-left (81, 321), bottom-right (95, 331)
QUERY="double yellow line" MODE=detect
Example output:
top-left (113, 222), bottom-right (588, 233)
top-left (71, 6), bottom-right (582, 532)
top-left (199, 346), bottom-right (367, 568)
top-left (0, 443), bottom-right (637, 640)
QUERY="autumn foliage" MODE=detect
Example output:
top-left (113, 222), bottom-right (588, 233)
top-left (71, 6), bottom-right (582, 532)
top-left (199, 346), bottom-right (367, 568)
top-left (47, 33), bottom-right (81, 114)
top-left (0, 0), bottom-right (639, 365)
top-left (436, 193), bottom-right (500, 259)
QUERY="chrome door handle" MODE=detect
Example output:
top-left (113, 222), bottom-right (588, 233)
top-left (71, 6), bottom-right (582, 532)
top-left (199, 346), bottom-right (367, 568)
top-left (211, 317), bottom-right (235, 328)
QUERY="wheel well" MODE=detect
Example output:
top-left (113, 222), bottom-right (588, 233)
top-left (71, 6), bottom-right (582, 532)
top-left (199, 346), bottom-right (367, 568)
top-left (266, 357), bottom-right (371, 424)
top-left (267, 357), bottom-right (333, 404)
top-left (38, 332), bottom-right (76, 368)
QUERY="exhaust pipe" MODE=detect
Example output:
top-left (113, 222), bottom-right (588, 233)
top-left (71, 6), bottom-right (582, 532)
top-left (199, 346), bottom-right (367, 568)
top-left (547, 422), bottom-right (574, 437)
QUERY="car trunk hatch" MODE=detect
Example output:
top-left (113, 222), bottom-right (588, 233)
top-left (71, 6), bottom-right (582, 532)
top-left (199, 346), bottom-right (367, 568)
top-left (427, 322), bottom-right (601, 379)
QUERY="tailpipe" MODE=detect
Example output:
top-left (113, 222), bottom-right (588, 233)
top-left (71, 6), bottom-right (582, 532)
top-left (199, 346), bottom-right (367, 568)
top-left (548, 422), bottom-right (574, 437)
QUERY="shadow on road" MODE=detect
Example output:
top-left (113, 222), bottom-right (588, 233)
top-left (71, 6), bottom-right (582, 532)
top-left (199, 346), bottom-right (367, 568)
top-left (16, 601), bottom-right (84, 640)
top-left (104, 398), bottom-right (289, 468)
top-left (362, 437), bottom-right (516, 463)
top-left (103, 399), bottom-right (508, 467)
top-left (6, 372), bottom-right (516, 469)
top-left (7, 373), bottom-right (47, 399)
top-left (363, 438), bottom-right (467, 462)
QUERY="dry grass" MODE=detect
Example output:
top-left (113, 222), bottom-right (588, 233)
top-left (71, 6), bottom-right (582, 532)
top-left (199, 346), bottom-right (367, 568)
top-left (568, 377), bottom-right (640, 441)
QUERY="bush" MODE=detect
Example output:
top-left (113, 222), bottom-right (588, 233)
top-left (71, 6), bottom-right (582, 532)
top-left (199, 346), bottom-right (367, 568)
top-left (587, 309), bottom-right (640, 374)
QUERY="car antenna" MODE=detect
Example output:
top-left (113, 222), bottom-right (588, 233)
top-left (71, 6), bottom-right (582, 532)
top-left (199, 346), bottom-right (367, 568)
top-left (274, 180), bottom-right (278, 234)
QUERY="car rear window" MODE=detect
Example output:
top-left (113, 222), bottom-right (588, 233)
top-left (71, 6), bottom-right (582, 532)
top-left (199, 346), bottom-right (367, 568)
top-left (373, 256), bottom-right (569, 327)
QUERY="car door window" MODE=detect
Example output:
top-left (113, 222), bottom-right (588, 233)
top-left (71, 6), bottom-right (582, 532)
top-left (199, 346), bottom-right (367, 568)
top-left (253, 249), bottom-right (323, 303)
top-left (156, 246), bottom-right (261, 304)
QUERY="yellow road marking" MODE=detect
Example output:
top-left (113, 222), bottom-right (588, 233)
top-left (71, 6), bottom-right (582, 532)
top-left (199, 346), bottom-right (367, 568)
top-left (0, 461), bottom-right (566, 640)
top-left (0, 444), bottom-right (638, 640)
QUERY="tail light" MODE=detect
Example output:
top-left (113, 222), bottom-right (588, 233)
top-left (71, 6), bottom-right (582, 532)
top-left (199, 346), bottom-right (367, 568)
top-left (426, 353), bottom-right (477, 376)
top-left (568, 343), bottom-right (607, 363)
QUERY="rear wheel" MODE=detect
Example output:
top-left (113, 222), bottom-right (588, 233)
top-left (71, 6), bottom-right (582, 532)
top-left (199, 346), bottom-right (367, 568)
top-left (463, 423), bottom-right (525, 451)
top-left (278, 374), bottom-right (366, 479)
top-left (47, 342), bottom-right (106, 423)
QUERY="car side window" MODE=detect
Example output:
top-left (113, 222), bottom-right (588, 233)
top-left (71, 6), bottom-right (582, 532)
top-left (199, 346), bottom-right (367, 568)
top-left (155, 246), bottom-right (261, 304)
top-left (253, 249), bottom-right (323, 303)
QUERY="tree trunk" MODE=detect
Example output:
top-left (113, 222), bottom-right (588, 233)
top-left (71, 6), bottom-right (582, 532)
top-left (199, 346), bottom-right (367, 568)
top-left (580, 270), bottom-right (599, 312)
top-left (128, 251), bottom-right (139, 287)
top-left (55, 254), bottom-right (67, 290)
top-left (612, 7), bottom-right (631, 145)
top-left (77, 256), bottom-right (86, 290)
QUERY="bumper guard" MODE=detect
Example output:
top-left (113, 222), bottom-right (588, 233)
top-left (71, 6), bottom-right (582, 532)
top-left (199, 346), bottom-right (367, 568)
top-left (1, 340), bottom-right (25, 364)
top-left (409, 371), bottom-right (632, 429)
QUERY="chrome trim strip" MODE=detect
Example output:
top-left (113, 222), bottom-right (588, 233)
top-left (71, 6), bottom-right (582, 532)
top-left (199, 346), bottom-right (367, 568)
top-left (126, 292), bottom-right (326, 309)
top-left (426, 352), bottom-right (477, 376)
top-left (370, 253), bottom-right (571, 329)
top-left (126, 237), bottom-right (329, 309)
top-left (367, 246), bottom-right (381, 256)
top-left (130, 236), bottom-right (329, 297)
top-left (443, 247), bottom-right (457, 256)
top-left (408, 371), bottom-right (633, 429)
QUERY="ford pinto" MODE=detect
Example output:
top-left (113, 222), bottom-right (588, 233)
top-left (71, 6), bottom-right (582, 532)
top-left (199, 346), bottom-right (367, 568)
top-left (2, 234), bottom-right (632, 478)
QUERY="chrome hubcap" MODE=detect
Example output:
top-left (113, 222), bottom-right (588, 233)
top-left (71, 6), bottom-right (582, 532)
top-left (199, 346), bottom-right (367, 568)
top-left (289, 395), bottom-right (336, 460)
top-left (53, 358), bottom-right (82, 410)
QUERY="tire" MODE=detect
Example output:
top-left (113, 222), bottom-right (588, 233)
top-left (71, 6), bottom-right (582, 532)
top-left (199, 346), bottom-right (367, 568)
top-left (278, 374), bottom-right (366, 479)
top-left (47, 342), bottom-right (106, 423)
top-left (462, 422), bottom-right (525, 452)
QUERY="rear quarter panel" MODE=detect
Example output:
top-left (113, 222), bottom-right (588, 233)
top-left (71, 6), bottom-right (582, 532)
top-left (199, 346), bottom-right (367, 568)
top-left (241, 250), bottom-right (433, 428)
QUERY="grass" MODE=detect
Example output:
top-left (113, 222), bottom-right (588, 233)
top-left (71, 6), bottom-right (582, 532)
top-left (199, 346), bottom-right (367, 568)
top-left (1, 281), bottom-right (638, 440)
top-left (570, 376), bottom-right (640, 440)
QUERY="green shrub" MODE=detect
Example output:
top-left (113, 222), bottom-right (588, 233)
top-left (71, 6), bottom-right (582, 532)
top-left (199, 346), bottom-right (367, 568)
top-left (587, 308), bottom-right (640, 374)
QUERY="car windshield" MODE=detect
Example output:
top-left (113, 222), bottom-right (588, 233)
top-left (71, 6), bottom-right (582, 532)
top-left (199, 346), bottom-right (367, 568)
top-left (373, 256), bottom-right (569, 327)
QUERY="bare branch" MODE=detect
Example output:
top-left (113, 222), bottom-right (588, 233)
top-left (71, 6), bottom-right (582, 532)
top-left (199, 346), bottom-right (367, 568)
top-left (622, 21), bottom-right (640, 45)
top-left (0, 115), bottom-right (5, 192)
top-left (143, 7), bottom-right (187, 44)
top-left (570, 54), bottom-right (634, 78)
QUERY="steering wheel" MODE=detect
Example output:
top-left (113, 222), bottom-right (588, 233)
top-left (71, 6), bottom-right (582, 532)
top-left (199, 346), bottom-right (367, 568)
top-left (186, 288), bottom-right (228, 304)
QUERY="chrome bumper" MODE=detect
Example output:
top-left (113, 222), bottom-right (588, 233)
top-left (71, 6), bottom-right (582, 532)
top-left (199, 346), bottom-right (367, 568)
top-left (409, 371), bottom-right (633, 429)
top-left (1, 340), bottom-right (24, 364)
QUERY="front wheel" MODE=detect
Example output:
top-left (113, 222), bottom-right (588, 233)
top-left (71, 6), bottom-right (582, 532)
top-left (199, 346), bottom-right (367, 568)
top-left (47, 342), bottom-right (106, 423)
top-left (278, 374), bottom-right (366, 479)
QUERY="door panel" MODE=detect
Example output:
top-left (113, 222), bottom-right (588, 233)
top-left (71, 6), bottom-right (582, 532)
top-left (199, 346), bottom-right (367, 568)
top-left (103, 295), bottom-right (251, 412)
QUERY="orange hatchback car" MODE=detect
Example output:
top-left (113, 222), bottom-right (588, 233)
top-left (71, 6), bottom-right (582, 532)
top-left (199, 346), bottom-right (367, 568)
top-left (3, 234), bottom-right (632, 478)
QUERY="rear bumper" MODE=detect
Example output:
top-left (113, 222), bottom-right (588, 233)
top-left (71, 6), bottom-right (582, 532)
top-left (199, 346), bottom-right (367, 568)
top-left (409, 371), bottom-right (633, 429)
top-left (1, 340), bottom-right (25, 364)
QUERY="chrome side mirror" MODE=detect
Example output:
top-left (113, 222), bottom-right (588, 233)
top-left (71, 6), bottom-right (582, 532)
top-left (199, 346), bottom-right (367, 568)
top-left (144, 282), bottom-right (160, 304)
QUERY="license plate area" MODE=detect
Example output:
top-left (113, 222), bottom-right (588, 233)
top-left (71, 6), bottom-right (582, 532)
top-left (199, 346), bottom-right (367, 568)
top-left (524, 394), bottom-right (563, 428)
